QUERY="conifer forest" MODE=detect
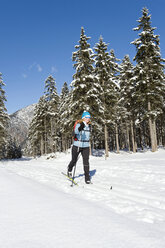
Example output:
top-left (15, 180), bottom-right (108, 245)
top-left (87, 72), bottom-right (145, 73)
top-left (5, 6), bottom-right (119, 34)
top-left (0, 7), bottom-right (165, 159)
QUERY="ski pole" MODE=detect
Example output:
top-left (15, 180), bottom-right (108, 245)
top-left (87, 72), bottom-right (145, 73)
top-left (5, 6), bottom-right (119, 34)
top-left (71, 153), bottom-right (81, 187)
top-left (71, 162), bottom-right (77, 187)
top-left (71, 131), bottom-right (82, 187)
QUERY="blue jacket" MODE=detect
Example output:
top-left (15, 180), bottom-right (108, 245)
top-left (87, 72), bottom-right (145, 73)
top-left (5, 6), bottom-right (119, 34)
top-left (73, 122), bottom-right (91, 148)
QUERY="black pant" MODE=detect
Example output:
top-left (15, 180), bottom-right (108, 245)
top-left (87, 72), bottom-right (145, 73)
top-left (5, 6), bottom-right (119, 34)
top-left (68, 145), bottom-right (90, 179)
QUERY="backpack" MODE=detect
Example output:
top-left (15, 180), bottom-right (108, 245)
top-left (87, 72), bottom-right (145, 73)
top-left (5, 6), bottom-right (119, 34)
top-left (72, 120), bottom-right (81, 141)
top-left (72, 119), bottom-right (91, 141)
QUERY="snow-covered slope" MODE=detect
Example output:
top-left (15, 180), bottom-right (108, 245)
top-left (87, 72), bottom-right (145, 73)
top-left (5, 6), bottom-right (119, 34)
top-left (10, 104), bottom-right (36, 126)
top-left (7, 104), bottom-right (36, 147)
top-left (1, 149), bottom-right (165, 247)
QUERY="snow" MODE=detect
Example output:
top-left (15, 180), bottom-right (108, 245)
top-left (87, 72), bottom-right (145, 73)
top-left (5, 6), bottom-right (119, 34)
top-left (1, 148), bottom-right (165, 247)
top-left (10, 103), bottom-right (36, 126)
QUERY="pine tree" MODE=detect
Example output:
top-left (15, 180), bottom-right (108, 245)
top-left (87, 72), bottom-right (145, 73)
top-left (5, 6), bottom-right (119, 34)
top-left (5, 137), bottom-right (22, 159)
top-left (94, 36), bottom-right (111, 156)
top-left (44, 75), bottom-right (59, 153)
top-left (61, 82), bottom-right (69, 100)
top-left (119, 55), bottom-right (136, 152)
top-left (108, 49), bottom-right (121, 153)
top-left (131, 7), bottom-right (165, 152)
top-left (28, 76), bottom-right (60, 157)
top-left (44, 75), bottom-right (58, 102)
top-left (70, 27), bottom-right (99, 122)
top-left (94, 38), bottom-right (120, 156)
top-left (28, 96), bottom-right (48, 156)
top-left (59, 82), bottom-right (71, 152)
top-left (0, 73), bottom-right (9, 159)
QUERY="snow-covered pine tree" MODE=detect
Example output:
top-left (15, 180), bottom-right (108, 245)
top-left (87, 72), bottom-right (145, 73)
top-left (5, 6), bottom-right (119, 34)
top-left (70, 27), bottom-right (100, 124)
top-left (94, 37), bottom-right (120, 156)
top-left (119, 55), bottom-right (136, 152)
top-left (44, 75), bottom-right (58, 102)
top-left (131, 7), bottom-right (165, 152)
top-left (108, 49), bottom-right (121, 154)
top-left (59, 82), bottom-right (71, 152)
top-left (44, 75), bottom-right (59, 153)
top-left (28, 96), bottom-right (48, 156)
top-left (61, 82), bottom-right (69, 100)
top-left (28, 76), bottom-right (59, 157)
top-left (0, 73), bottom-right (9, 159)
top-left (94, 36), bottom-right (111, 156)
top-left (5, 137), bottom-right (22, 159)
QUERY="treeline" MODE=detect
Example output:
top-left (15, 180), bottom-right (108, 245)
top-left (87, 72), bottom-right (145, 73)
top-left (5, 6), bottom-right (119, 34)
top-left (27, 8), bottom-right (165, 157)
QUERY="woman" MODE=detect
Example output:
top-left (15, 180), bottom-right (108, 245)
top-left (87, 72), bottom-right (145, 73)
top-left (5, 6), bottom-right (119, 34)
top-left (67, 111), bottom-right (91, 184)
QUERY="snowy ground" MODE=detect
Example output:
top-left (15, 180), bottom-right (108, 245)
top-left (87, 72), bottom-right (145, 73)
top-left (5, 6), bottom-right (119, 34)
top-left (0, 148), bottom-right (165, 248)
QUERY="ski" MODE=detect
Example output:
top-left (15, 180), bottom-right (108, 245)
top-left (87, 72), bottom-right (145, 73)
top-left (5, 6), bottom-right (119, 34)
top-left (61, 172), bottom-right (78, 186)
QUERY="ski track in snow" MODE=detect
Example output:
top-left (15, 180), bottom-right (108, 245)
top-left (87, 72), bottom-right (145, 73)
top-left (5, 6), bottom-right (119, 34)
top-left (1, 149), bottom-right (165, 225)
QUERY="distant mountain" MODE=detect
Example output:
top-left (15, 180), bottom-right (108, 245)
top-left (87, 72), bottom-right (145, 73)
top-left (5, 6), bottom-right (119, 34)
top-left (7, 104), bottom-right (37, 148)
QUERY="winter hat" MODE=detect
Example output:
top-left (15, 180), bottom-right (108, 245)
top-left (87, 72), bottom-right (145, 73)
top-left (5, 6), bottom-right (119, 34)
top-left (82, 111), bottom-right (91, 119)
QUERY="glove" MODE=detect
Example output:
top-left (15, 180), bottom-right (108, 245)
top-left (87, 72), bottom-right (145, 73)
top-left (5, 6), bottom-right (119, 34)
top-left (78, 122), bottom-right (85, 132)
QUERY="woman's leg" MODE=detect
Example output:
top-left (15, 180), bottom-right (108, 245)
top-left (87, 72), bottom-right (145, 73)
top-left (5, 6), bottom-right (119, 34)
top-left (67, 146), bottom-right (79, 173)
top-left (81, 147), bottom-right (90, 183)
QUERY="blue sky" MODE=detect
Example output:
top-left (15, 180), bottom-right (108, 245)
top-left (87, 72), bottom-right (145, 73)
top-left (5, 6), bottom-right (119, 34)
top-left (0, 0), bottom-right (165, 114)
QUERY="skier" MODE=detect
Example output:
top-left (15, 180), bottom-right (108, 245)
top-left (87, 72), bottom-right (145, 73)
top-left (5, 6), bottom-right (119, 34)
top-left (67, 111), bottom-right (91, 184)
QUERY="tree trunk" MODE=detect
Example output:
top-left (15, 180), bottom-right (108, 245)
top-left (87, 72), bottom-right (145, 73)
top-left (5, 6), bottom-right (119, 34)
top-left (158, 118), bottom-right (163, 146)
top-left (41, 135), bottom-right (44, 155)
top-left (148, 102), bottom-right (157, 152)
top-left (44, 117), bottom-right (47, 154)
top-left (148, 117), bottom-right (155, 151)
top-left (50, 117), bottom-right (54, 153)
top-left (104, 124), bottom-right (109, 159)
top-left (130, 120), bottom-right (136, 153)
top-left (115, 124), bottom-right (120, 153)
top-left (153, 120), bottom-right (157, 151)
top-left (126, 123), bottom-right (130, 152)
